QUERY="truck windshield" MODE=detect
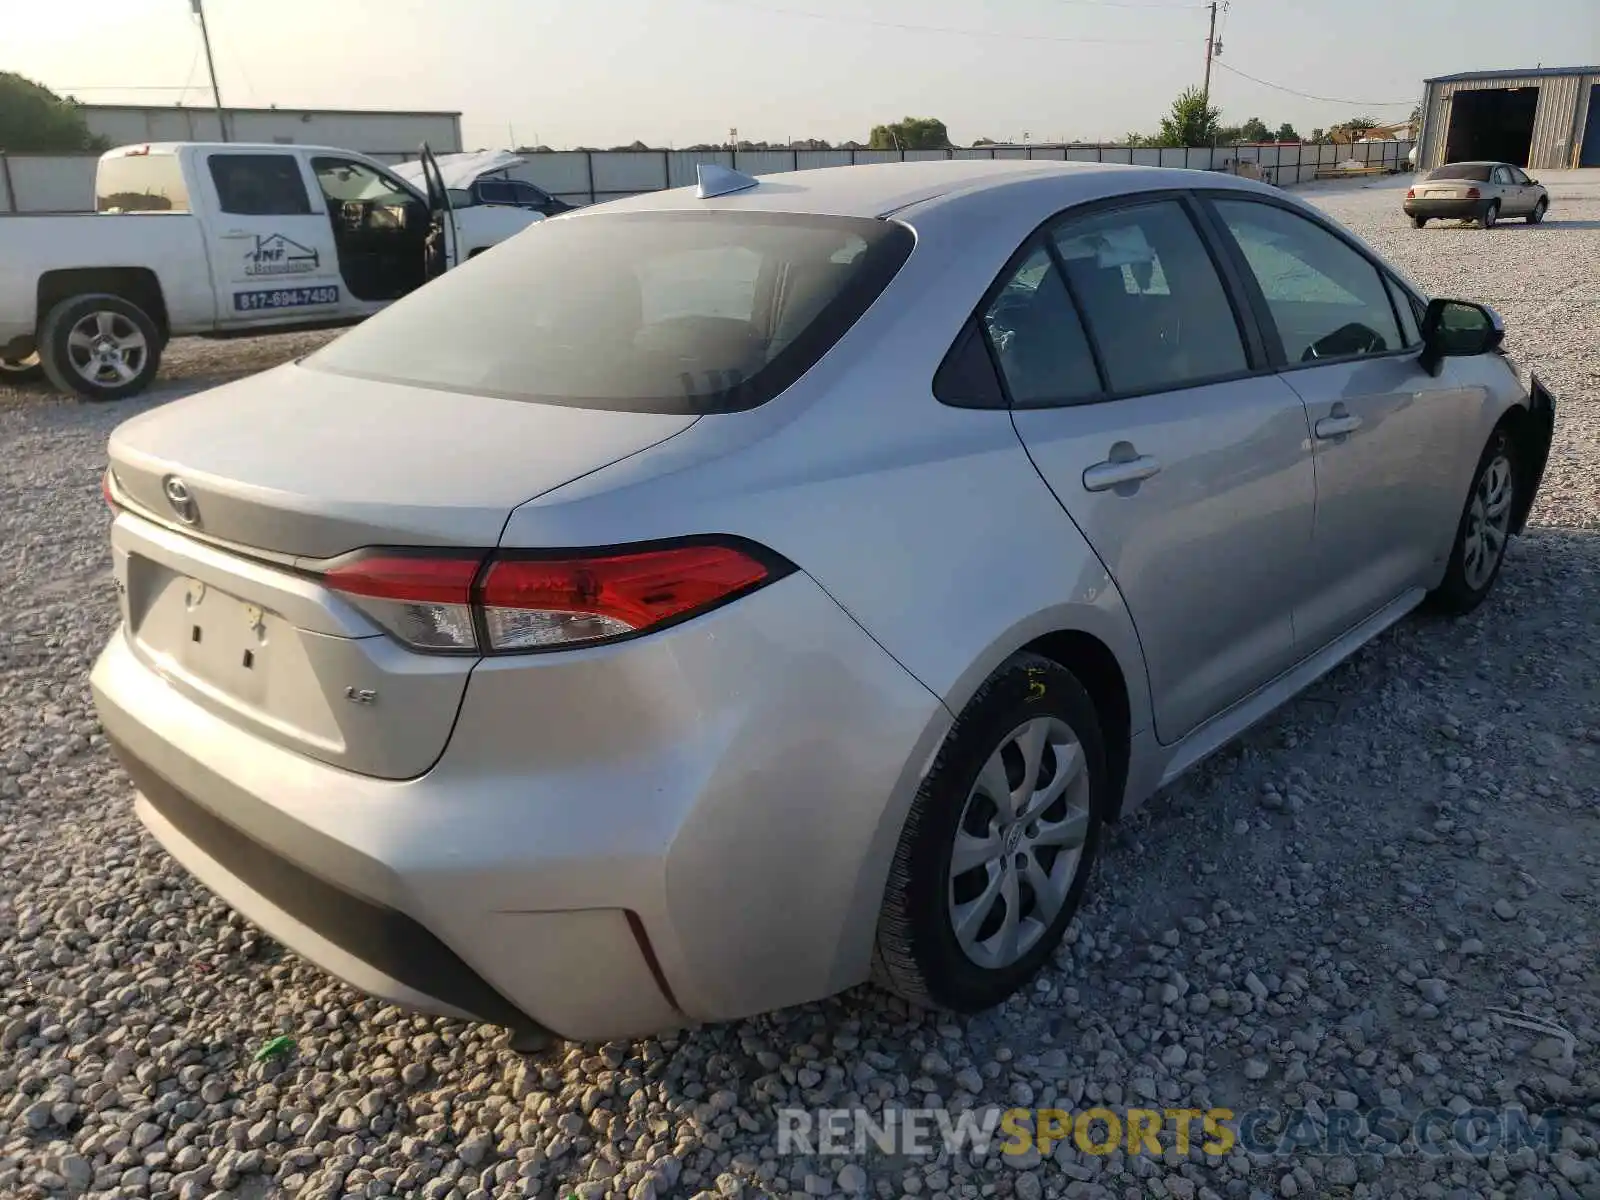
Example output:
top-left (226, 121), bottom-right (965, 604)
top-left (304, 210), bottom-right (915, 414)
top-left (96, 153), bottom-right (190, 213)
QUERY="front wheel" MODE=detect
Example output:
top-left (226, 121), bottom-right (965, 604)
top-left (0, 352), bottom-right (44, 384)
top-left (1480, 202), bottom-right (1499, 229)
top-left (1427, 429), bottom-right (1518, 616)
top-left (38, 293), bottom-right (163, 401)
top-left (873, 653), bottom-right (1108, 1013)
top-left (1527, 198), bottom-right (1548, 225)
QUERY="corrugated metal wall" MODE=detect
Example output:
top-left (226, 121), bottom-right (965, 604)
top-left (1421, 73), bottom-right (1600, 169)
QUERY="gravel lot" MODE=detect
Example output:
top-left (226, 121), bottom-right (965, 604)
top-left (2, 174), bottom-right (1598, 1200)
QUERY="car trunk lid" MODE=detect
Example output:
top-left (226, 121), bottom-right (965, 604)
top-left (106, 363), bottom-right (697, 779)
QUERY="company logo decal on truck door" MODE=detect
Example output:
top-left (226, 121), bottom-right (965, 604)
top-left (245, 233), bottom-right (320, 277)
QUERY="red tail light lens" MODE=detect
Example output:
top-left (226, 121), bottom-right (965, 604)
top-left (481, 544), bottom-right (774, 651)
top-left (1406, 188), bottom-right (1415, 198)
top-left (1465, 187), bottom-right (1481, 198)
top-left (323, 553), bottom-right (484, 652)
top-left (102, 469), bottom-right (120, 514)
top-left (320, 540), bottom-right (788, 654)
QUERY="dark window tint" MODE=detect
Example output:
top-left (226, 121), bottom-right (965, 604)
top-left (1213, 199), bottom-right (1402, 364)
top-left (1052, 201), bottom-right (1246, 394)
top-left (512, 183), bottom-right (551, 206)
top-left (95, 153), bottom-right (189, 213)
top-left (477, 180), bottom-right (516, 205)
top-left (1491, 165), bottom-right (1514, 184)
top-left (1385, 275), bottom-right (1422, 347)
top-left (208, 153), bottom-right (312, 215)
top-left (305, 211), bottom-right (914, 414)
top-left (933, 319), bottom-right (1005, 408)
top-left (1511, 167), bottom-right (1532, 185)
top-left (1428, 164), bottom-right (1492, 182)
top-left (981, 246), bottom-right (1100, 405)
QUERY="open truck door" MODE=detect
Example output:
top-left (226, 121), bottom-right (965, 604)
top-left (419, 143), bottom-right (459, 281)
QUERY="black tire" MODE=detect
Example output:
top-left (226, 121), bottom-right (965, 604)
top-left (0, 352), bottom-right (44, 384)
top-left (873, 653), bottom-right (1109, 1012)
top-left (1527, 198), bottom-right (1548, 225)
top-left (1479, 202), bottom-right (1499, 229)
top-left (38, 293), bottom-right (163, 401)
top-left (1411, 215), bottom-right (1428, 229)
top-left (1427, 427), bottom-right (1519, 617)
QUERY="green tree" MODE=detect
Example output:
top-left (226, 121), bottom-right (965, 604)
top-left (1310, 127), bottom-right (1326, 143)
top-left (1330, 115), bottom-right (1381, 142)
top-left (1274, 122), bottom-right (1302, 142)
top-left (0, 72), bottom-right (108, 153)
top-left (1238, 116), bottom-right (1272, 143)
top-left (1156, 86), bottom-right (1221, 147)
top-left (867, 117), bottom-right (952, 151)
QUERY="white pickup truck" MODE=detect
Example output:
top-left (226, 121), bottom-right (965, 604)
top-left (0, 142), bottom-right (543, 400)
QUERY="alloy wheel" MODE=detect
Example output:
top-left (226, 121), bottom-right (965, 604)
top-left (1461, 451), bottom-right (1514, 591)
top-left (947, 715), bottom-right (1092, 970)
top-left (65, 311), bottom-right (149, 388)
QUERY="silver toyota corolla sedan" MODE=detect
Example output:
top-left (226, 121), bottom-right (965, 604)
top-left (92, 159), bottom-right (1555, 1046)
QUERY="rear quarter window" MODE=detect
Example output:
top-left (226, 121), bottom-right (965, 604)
top-left (96, 153), bottom-right (190, 213)
top-left (305, 211), bottom-right (914, 414)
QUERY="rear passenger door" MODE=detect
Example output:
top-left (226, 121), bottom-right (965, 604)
top-left (1005, 196), bottom-right (1318, 744)
top-left (199, 152), bottom-right (348, 327)
top-left (1203, 194), bottom-right (1480, 650)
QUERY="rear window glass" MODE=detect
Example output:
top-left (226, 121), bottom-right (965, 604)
top-left (1428, 164), bottom-right (1493, 181)
top-left (305, 211), bottom-right (914, 413)
top-left (96, 153), bottom-right (190, 213)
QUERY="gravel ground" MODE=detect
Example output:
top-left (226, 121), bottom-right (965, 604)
top-left (2, 174), bottom-right (1598, 1200)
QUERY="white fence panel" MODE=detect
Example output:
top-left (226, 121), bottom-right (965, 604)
top-left (6, 156), bottom-right (97, 212)
top-left (510, 152), bottom-right (593, 197)
top-left (796, 150), bottom-right (854, 170)
top-left (590, 152), bottom-right (667, 198)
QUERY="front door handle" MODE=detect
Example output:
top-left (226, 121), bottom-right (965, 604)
top-left (1314, 414), bottom-right (1362, 438)
top-left (1083, 454), bottom-right (1162, 492)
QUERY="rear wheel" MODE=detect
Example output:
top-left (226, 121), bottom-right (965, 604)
top-left (1427, 429), bottom-right (1518, 616)
top-left (0, 352), bottom-right (43, 384)
top-left (1411, 215), bottom-right (1428, 229)
top-left (1479, 202), bottom-right (1499, 229)
top-left (873, 653), bottom-right (1108, 1012)
top-left (38, 293), bottom-right (163, 401)
top-left (1527, 198), bottom-right (1548, 225)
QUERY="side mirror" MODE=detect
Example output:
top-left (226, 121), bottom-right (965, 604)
top-left (1419, 298), bottom-right (1505, 376)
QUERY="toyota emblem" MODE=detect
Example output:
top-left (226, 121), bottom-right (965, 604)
top-left (162, 475), bottom-right (199, 526)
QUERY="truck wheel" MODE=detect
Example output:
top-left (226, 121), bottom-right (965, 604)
top-left (0, 352), bottom-right (44, 384)
top-left (39, 294), bottom-right (163, 401)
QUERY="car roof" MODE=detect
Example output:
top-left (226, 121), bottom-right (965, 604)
top-left (579, 159), bottom-right (1277, 221)
top-left (101, 141), bottom-right (371, 158)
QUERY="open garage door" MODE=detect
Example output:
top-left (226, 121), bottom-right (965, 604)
top-left (1445, 87), bottom-right (1539, 166)
top-left (1581, 85), bottom-right (1600, 167)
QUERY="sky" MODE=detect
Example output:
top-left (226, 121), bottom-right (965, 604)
top-left (9, 0), bottom-right (1599, 149)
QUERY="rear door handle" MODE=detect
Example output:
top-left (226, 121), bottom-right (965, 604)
top-left (1314, 414), bottom-right (1362, 438)
top-left (1082, 454), bottom-right (1162, 492)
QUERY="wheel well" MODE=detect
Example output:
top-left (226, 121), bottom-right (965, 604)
top-left (1020, 630), bottom-right (1132, 820)
top-left (1496, 401), bottom-right (1547, 534)
top-left (37, 269), bottom-right (169, 340)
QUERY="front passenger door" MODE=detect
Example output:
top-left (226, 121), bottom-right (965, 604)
top-left (1490, 165), bottom-right (1524, 215)
top-left (1004, 198), bottom-right (1317, 744)
top-left (1206, 196), bottom-right (1480, 650)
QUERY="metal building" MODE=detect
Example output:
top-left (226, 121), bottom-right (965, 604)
top-left (1419, 66), bottom-right (1600, 171)
top-left (81, 105), bottom-right (462, 160)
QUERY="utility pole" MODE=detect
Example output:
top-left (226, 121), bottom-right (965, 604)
top-left (1203, 0), bottom-right (1216, 113)
top-left (190, 0), bottom-right (227, 142)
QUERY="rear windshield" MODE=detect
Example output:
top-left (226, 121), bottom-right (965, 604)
top-left (96, 153), bottom-right (190, 213)
top-left (1428, 164), bottom-right (1493, 181)
top-left (305, 210), bottom-right (914, 413)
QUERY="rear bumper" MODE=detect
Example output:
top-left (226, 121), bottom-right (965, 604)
top-left (92, 570), bottom-right (948, 1041)
top-left (1404, 198), bottom-right (1487, 219)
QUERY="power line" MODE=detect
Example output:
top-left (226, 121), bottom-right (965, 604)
top-left (1214, 60), bottom-right (1414, 107)
top-left (698, 0), bottom-right (1204, 42)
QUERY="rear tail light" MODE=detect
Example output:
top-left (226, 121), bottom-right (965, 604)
top-left (1465, 187), bottom-right (1481, 198)
top-left (321, 539), bottom-right (790, 654)
top-left (1406, 188), bottom-right (1415, 198)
